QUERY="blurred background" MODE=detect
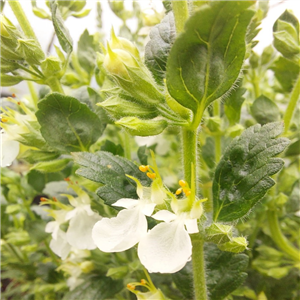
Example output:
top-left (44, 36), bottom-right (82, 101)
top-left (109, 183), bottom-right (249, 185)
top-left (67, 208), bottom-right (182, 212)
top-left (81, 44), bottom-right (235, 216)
top-left (2, 0), bottom-right (300, 96)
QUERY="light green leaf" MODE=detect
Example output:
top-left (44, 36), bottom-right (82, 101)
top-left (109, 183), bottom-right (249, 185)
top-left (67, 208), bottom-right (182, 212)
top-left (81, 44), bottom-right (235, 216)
top-left (0, 74), bottom-right (23, 86)
top-left (251, 95), bottom-right (281, 125)
top-left (205, 223), bottom-right (233, 244)
top-left (166, 1), bottom-right (255, 115)
top-left (213, 122), bottom-right (289, 222)
top-left (218, 237), bottom-right (248, 253)
top-left (36, 93), bottom-right (105, 153)
top-left (31, 158), bottom-right (71, 173)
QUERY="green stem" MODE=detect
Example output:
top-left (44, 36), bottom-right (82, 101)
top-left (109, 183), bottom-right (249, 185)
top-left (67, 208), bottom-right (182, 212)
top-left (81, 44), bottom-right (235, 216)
top-left (16, 64), bottom-right (43, 78)
top-left (283, 74), bottom-right (300, 134)
top-left (46, 77), bottom-right (64, 94)
top-left (252, 70), bottom-right (260, 99)
top-left (123, 131), bottom-right (131, 160)
top-left (27, 81), bottom-right (38, 108)
top-left (182, 128), bottom-right (208, 300)
top-left (213, 101), bottom-right (221, 163)
top-left (190, 234), bottom-right (208, 300)
top-left (172, 1), bottom-right (189, 34)
top-left (8, 0), bottom-right (42, 48)
top-left (267, 209), bottom-right (299, 262)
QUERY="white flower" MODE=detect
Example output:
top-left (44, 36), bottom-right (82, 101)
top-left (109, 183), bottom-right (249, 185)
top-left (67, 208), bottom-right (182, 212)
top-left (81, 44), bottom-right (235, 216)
top-left (138, 210), bottom-right (199, 273)
top-left (45, 210), bottom-right (68, 240)
top-left (49, 229), bottom-right (72, 260)
top-left (0, 130), bottom-right (19, 167)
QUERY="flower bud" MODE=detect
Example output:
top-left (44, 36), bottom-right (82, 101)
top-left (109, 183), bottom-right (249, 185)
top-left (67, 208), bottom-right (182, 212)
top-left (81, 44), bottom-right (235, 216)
top-left (16, 39), bottom-right (45, 65)
top-left (115, 117), bottom-right (168, 136)
top-left (0, 15), bottom-right (22, 43)
top-left (110, 28), bottom-right (139, 59)
top-left (41, 56), bottom-right (63, 78)
top-left (106, 266), bottom-right (128, 280)
top-left (98, 95), bottom-right (158, 119)
top-left (80, 261), bottom-right (95, 273)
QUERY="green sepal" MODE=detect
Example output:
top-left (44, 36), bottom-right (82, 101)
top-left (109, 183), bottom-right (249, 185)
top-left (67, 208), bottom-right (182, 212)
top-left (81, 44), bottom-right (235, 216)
top-left (0, 74), bottom-right (24, 86)
top-left (213, 122), bottom-right (290, 222)
top-left (0, 41), bottom-right (23, 60)
top-left (116, 117), bottom-right (168, 136)
top-left (218, 237), bottom-right (248, 253)
top-left (16, 38), bottom-right (45, 65)
top-left (205, 223), bottom-right (233, 244)
top-left (31, 158), bottom-right (71, 173)
top-left (0, 57), bottom-right (20, 73)
top-left (166, 1), bottom-right (255, 115)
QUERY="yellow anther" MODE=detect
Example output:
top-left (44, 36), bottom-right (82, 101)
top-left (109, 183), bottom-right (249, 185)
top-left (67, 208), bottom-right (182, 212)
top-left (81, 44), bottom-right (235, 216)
top-left (140, 279), bottom-right (147, 285)
top-left (175, 188), bottom-right (182, 195)
top-left (147, 172), bottom-right (156, 179)
top-left (1, 117), bottom-right (8, 122)
top-left (183, 188), bottom-right (191, 196)
top-left (139, 165), bottom-right (149, 172)
top-left (179, 180), bottom-right (187, 187)
top-left (127, 283), bottom-right (135, 290)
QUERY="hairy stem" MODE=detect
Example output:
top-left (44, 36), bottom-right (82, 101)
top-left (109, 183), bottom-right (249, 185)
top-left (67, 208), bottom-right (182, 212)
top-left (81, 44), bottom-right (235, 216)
top-left (172, 1), bottom-right (189, 34)
top-left (213, 101), bottom-right (222, 163)
top-left (46, 77), bottom-right (64, 94)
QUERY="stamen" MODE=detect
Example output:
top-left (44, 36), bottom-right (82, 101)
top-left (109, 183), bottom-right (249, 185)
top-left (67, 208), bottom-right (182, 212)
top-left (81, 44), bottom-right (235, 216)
top-left (179, 180), bottom-right (187, 187)
top-left (1, 117), bottom-right (8, 123)
top-left (175, 188), bottom-right (182, 195)
top-left (12, 93), bottom-right (16, 98)
top-left (140, 279), bottom-right (147, 285)
top-left (147, 172), bottom-right (156, 179)
top-left (53, 197), bottom-right (58, 202)
top-left (139, 165), bottom-right (149, 172)
top-left (17, 101), bottom-right (21, 105)
top-left (127, 283), bottom-right (135, 290)
top-left (40, 197), bottom-right (48, 202)
top-left (183, 188), bottom-right (191, 196)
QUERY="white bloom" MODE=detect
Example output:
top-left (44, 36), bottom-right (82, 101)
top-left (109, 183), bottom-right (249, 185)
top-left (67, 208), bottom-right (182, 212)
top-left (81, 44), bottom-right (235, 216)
top-left (0, 130), bottom-right (19, 167)
top-left (45, 210), bottom-right (68, 240)
top-left (49, 229), bottom-right (72, 260)
top-left (138, 210), bottom-right (199, 273)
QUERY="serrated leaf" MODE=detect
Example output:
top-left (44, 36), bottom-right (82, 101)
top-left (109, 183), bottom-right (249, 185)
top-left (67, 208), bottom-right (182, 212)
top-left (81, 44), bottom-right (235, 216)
top-left (205, 223), bottom-right (233, 244)
top-left (213, 122), bottom-right (290, 222)
top-left (62, 275), bottom-right (122, 300)
top-left (73, 151), bottom-right (151, 205)
top-left (206, 244), bottom-right (249, 300)
top-left (218, 237), bottom-right (248, 253)
top-left (251, 95), bottom-right (280, 125)
top-left (50, 1), bottom-right (73, 54)
top-left (166, 1), bottom-right (255, 114)
top-left (36, 93), bottom-right (105, 153)
top-left (224, 82), bottom-right (246, 125)
top-left (145, 12), bottom-right (176, 85)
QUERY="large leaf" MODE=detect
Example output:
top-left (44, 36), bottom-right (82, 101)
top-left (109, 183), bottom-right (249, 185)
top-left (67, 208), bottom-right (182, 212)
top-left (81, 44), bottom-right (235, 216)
top-left (36, 93), bottom-right (104, 153)
top-left (172, 244), bottom-right (249, 300)
top-left (145, 12), bottom-right (176, 85)
top-left (166, 1), bottom-right (255, 115)
top-left (50, 1), bottom-right (73, 54)
top-left (73, 151), bottom-right (151, 205)
top-left (62, 275), bottom-right (122, 300)
top-left (213, 122), bottom-right (289, 222)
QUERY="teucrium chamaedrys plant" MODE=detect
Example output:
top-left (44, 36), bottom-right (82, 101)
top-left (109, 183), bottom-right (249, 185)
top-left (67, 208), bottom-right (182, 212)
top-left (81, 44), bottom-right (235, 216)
top-left (1, 1), bottom-right (299, 300)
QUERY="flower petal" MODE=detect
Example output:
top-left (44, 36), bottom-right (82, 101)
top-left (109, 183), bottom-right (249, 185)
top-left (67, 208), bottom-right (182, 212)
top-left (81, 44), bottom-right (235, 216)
top-left (138, 221), bottom-right (192, 273)
top-left (112, 198), bottom-right (139, 209)
top-left (140, 202), bottom-right (156, 216)
top-left (66, 209), bottom-right (101, 250)
top-left (50, 230), bottom-right (71, 260)
top-left (1, 134), bottom-right (19, 167)
top-left (92, 207), bottom-right (147, 252)
top-left (152, 210), bottom-right (176, 222)
top-left (184, 218), bottom-right (199, 234)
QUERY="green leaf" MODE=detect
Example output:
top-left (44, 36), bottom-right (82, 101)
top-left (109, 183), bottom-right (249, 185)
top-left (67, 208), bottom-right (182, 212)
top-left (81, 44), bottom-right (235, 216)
top-left (205, 244), bottom-right (249, 300)
top-left (50, 1), bottom-right (73, 54)
top-left (0, 74), bottom-right (23, 86)
top-left (213, 122), bottom-right (289, 222)
top-left (224, 82), bottom-right (246, 125)
top-left (205, 223), bottom-right (233, 244)
top-left (100, 140), bottom-right (124, 156)
top-left (77, 29), bottom-right (99, 74)
top-left (73, 151), bottom-right (151, 205)
top-left (36, 93), bottom-right (105, 153)
top-left (31, 158), bottom-right (71, 173)
top-left (270, 56), bottom-right (300, 93)
top-left (218, 237), bottom-right (248, 253)
top-left (250, 95), bottom-right (280, 125)
top-left (145, 12), bottom-right (176, 85)
top-left (62, 275), bottom-right (122, 300)
top-left (166, 1), bottom-right (255, 114)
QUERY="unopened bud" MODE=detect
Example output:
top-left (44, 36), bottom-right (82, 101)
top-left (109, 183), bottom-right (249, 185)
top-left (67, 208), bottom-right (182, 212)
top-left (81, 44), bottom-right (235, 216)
top-left (115, 117), bottom-right (168, 136)
top-left (80, 261), bottom-right (95, 273)
top-left (16, 39), bottom-right (45, 65)
top-left (41, 56), bottom-right (62, 78)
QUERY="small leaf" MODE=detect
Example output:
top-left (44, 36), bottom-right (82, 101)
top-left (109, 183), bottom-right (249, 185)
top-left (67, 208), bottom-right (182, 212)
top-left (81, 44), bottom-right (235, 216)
top-left (100, 140), bottom-right (124, 157)
top-left (144, 12), bottom-right (176, 85)
top-left (166, 1), bottom-right (255, 114)
top-left (213, 122), bottom-right (289, 222)
top-left (73, 151), bottom-right (151, 205)
top-left (0, 74), bottom-right (23, 86)
top-left (31, 158), bottom-right (71, 173)
top-left (205, 223), bottom-right (233, 244)
top-left (62, 275), bottom-right (123, 300)
top-left (36, 93), bottom-right (105, 153)
top-left (50, 1), bottom-right (73, 54)
top-left (250, 95), bottom-right (280, 125)
top-left (218, 237), bottom-right (248, 253)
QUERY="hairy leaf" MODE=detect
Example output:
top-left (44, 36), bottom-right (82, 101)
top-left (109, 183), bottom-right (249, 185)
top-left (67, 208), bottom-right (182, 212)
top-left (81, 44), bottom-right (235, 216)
top-left (166, 1), bottom-right (255, 114)
top-left (145, 12), bottom-right (176, 85)
top-left (213, 122), bottom-right (289, 222)
top-left (73, 151), bottom-right (151, 205)
top-left (36, 93), bottom-right (104, 153)
top-left (62, 276), bottom-right (122, 300)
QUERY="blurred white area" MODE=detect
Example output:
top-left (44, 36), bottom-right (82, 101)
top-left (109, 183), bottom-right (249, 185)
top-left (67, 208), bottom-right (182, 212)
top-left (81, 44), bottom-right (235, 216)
top-left (1, 0), bottom-right (300, 96)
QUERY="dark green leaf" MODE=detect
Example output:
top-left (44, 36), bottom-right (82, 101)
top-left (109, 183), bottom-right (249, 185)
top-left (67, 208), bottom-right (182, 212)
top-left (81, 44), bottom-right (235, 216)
top-left (270, 56), bottom-right (300, 93)
top-left (251, 95), bottom-right (280, 125)
top-left (50, 1), bottom-right (73, 54)
top-left (213, 122), bottom-right (289, 222)
top-left (77, 29), bottom-right (99, 74)
top-left (36, 93), bottom-right (105, 153)
top-left (137, 145), bottom-right (148, 165)
top-left (145, 12), bottom-right (176, 85)
top-left (166, 1), bottom-right (255, 114)
top-left (284, 139), bottom-right (300, 157)
top-left (100, 140), bottom-right (124, 156)
top-left (205, 244), bottom-right (249, 300)
top-left (73, 151), bottom-right (151, 205)
top-left (172, 262), bottom-right (193, 300)
top-left (224, 81), bottom-right (246, 125)
top-left (62, 275), bottom-right (123, 300)
top-left (202, 137), bottom-right (215, 169)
